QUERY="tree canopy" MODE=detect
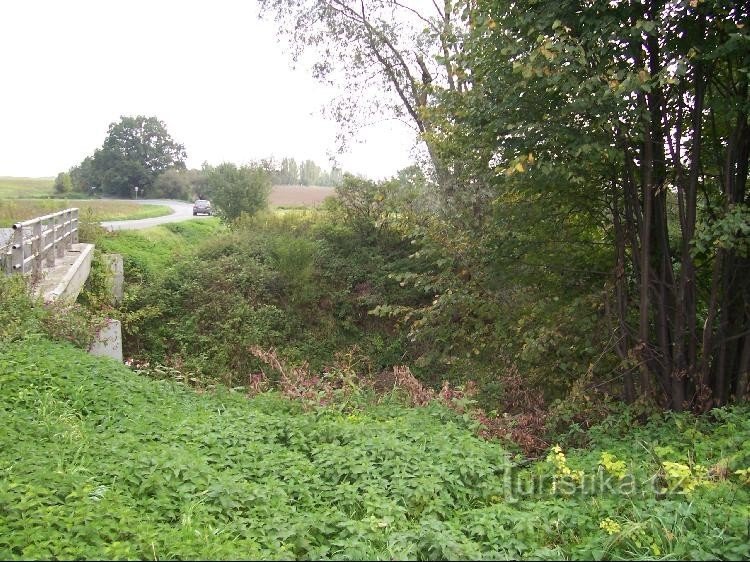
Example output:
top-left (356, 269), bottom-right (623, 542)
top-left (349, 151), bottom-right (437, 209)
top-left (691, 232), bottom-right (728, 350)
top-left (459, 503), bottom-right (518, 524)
top-left (70, 115), bottom-right (186, 197)
top-left (264, 0), bottom-right (750, 411)
top-left (202, 162), bottom-right (272, 222)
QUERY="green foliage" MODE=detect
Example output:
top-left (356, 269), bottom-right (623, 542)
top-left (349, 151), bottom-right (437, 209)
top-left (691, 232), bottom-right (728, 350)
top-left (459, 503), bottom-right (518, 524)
top-left (1, 340), bottom-right (748, 560)
top-left (116, 210), bottom-right (413, 384)
top-left (693, 204), bottom-right (750, 259)
top-left (270, 157), bottom-right (344, 187)
top-left (68, 115), bottom-right (186, 198)
top-left (429, 0), bottom-right (750, 408)
top-left (0, 275), bottom-right (45, 343)
top-left (94, 219), bottom-right (225, 282)
top-left (331, 171), bottom-right (434, 236)
top-left (53, 172), bottom-right (72, 194)
top-left (203, 162), bottom-right (271, 222)
top-left (0, 275), bottom-right (101, 349)
top-left (151, 168), bottom-right (206, 200)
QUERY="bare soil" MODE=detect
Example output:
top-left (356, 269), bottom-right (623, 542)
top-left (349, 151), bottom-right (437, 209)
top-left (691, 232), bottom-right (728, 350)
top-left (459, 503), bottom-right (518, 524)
top-left (270, 185), bottom-right (335, 207)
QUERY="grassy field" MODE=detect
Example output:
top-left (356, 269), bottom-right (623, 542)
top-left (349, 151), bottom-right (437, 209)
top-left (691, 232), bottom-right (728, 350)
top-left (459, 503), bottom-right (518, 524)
top-left (0, 199), bottom-right (173, 227)
top-left (0, 177), bottom-right (54, 198)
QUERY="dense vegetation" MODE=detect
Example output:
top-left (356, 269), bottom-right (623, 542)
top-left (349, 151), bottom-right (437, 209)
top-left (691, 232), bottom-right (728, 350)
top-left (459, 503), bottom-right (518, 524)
top-left (2, 172), bottom-right (748, 559)
top-left (1, 335), bottom-right (748, 560)
top-left (94, 207), bottom-right (413, 387)
top-left (2, 0), bottom-right (748, 558)
top-left (261, 0), bottom-right (750, 412)
top-left (67, 116), bottom-right (187, 198)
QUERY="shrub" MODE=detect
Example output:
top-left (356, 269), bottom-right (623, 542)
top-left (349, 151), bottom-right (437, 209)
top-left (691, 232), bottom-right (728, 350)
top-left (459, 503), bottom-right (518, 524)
top-left (0, 274), bottom-right (103, 348)
top-left (202, 163), bottom-right (271, 222)
top-left (151, 169), bottom-right (206, 200)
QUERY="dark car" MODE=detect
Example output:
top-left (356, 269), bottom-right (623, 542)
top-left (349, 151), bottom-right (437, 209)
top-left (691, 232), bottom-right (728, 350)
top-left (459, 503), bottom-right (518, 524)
top-left (193, 199), bottom-right (212, 216)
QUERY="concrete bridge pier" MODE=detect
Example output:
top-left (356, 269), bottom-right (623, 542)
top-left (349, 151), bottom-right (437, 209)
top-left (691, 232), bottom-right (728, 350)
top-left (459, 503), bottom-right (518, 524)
top-left (88, 254), bottom-right (124, 362)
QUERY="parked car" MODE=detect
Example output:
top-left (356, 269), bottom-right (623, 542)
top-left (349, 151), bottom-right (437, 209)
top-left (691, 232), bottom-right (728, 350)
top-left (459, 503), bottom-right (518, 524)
top-left (193, 199), bottom-right (212, 216)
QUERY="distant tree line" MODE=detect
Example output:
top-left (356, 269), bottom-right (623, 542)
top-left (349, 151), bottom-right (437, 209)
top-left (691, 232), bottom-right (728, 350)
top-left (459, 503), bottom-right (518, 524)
top-left (270, 157), bottom-right (344, 187)
top-left (55, 116), bottom-right (345, 200)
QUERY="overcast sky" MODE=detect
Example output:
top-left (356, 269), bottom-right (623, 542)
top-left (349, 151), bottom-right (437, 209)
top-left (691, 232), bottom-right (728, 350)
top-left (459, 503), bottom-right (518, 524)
top-left (0, 0), bottom-right (417, 180)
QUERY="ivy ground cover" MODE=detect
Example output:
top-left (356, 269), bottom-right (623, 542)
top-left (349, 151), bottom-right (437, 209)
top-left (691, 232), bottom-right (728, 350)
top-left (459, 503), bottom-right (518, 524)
top-left (1, 340), bottom-right (748, 560)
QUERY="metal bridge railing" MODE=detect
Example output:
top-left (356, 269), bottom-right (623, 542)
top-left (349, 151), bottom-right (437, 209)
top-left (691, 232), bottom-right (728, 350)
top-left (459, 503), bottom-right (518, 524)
top-left (4, 208), bottom-right (79, 275)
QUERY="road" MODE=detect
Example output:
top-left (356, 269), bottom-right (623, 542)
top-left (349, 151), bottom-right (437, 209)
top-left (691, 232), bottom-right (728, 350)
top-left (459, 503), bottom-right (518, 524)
top-left (1, 199), bottom-right (205, 248)
top-left (100, 199), bottom-right (211, 231)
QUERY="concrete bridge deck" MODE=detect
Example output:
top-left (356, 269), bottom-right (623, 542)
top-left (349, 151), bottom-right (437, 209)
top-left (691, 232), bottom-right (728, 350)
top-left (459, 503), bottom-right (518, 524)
top-left (33, 242), bottom-right (94, 304)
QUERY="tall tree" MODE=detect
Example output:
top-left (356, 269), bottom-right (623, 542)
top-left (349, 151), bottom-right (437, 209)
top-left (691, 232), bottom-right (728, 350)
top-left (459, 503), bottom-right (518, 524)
top-left (259, 0), bottom-right (472, 204)
top-left (70, 115), bottom-right (186, 198)
top-left (300, 159), bottom-right (321, 185)
top-left (440, 0), bottom-right (750, 409)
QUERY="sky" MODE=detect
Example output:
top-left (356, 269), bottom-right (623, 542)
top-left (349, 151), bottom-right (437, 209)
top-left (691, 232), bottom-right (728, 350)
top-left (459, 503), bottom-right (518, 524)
top-left (0, 0), bottom-right (418, 180)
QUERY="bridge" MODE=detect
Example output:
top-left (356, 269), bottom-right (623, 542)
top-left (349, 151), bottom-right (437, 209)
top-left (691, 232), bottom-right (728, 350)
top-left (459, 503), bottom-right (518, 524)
top-left (2, 207), bottom-right (123, 361)
top-left (3, 208), bottom-right (95, 303)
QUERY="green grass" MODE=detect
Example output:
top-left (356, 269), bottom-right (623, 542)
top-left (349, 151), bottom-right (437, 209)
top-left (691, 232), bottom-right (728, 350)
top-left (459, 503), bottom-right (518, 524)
top-left (0, 177), bottom-right (54, 198)
top-left (0, 199), bottom-right (173, 227)
top-left (0, 337), bottom-right (748, 560)
top-left (95, 218), bottom-right (225, 279)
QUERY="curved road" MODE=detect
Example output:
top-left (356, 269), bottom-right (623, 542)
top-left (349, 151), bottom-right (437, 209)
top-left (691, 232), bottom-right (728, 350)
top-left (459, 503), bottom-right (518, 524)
top-left (100, 199), bottom-right (211, 231)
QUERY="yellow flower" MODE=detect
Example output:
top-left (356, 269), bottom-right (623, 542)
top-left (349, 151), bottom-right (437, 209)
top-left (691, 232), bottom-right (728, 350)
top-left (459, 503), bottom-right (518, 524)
top-left (600, 452), bottom-right (628, 480)
top-left (600, 517), bottom-right (621, 535)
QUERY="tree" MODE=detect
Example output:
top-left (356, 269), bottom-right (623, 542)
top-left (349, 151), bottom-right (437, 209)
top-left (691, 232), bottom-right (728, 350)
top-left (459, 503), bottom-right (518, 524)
top-left (438, 0), bottom-right (750, 409)
top-left (53, 172), bottom-right (73, 194)
top-left (277, 157), bottom-right (300, 184)
top-left (203, 163), bottom-right (271, 222)
top-left (69, 156), bottom-right (96, 193)
top-left (152, 169), bottom-right (206, 200)
top-left (299, 159), bottom-right (321, 186)
top-left (70, 115), bottom-right (186, 198)
top-left (258, 0), bottom-right (472, 202)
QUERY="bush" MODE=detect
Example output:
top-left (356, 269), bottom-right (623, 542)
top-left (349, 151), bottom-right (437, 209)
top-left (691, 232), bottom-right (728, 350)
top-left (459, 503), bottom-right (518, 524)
top-left (202, 163), bottom-right (271, 222)
top-left (151, 169), bottom-right (206, 200)
top-left (0, 274), bottom-right (102, 348)
top-left (53, 172), bottom-right (73, 194)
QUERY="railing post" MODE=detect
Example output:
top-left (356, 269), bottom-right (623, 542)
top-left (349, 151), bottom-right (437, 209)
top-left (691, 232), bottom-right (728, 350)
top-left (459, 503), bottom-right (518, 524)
top-left (11, 224), bottom-right (25, 274)
top-left (45, 217), bottom-right (55, 267)
top-left (32, 221), bottom-right (42, 276)
top-left (64, 210), bottom-right (71, 250)
top-left (72, 208), bottom-right (79, 244)
top-left (55, 214), bottom-right (64, 258)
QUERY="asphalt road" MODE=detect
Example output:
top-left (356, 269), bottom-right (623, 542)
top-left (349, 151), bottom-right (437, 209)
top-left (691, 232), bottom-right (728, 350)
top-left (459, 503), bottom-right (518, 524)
top-left (100, 199), bottom-right (211, 231)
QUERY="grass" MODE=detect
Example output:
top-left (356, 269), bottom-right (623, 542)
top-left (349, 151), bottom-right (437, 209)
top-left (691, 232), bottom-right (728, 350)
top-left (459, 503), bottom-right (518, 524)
top-left (0, 338), bottom-right (748, 560)
top-left (94, 218), bottom-right (225, 279)
top-left (0, 177), bottom-right (54, 198)
top-left (0, 199), bottom-right (173, 227)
